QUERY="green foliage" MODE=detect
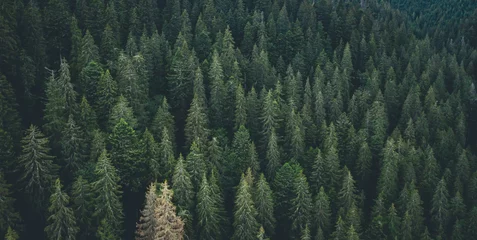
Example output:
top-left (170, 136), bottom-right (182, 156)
top-left (17, 125), bottom-right (58, 207)
top-left (233, 174), bottom-right (259, 240)
top-left (92, 150), bottom-right (123, 237)
top-left (0, 173), bottom-right (20, 235)
top-left (109, 118), bottom-right (144, 189)
top-left (45, 179), bottom-right (78, 240)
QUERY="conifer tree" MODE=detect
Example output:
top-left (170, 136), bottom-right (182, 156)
top-left (4, 227), bottom-right (19, 240)
top-left (338, 168), bottom-right (358, 213)
top-left (431, 178), bottom-right (449, 234)
top-left (332, 216), bottom-right (347, 240)
top-left (17, 125), bottom-right (58, 207)
top-left (209, 50), bottom-right (226, 128)
top-left (108, 95), bottom-right (137, 130)
top-left (377, 139), bottom-right (399, 203)
top-left (158, 127), bottom-right (176, 179)
top-left (45, 179), bottom-right (78, 240)
top-left (387, 204), bottom-right (400, 240)
top-left (95, 69), bottom-right (117, 122)
top-left (197, 174), bottom-right (222, 240)
top-left (71, 176), bottom-right (93, 239)
top-left (78, 96), bottom-right (98, 138)
top-left (136, 183), bottom-right (157, 240)
top-left (61, 114), bottom-right (87, 173)
top-left (235, 84), bottom-right (248, 130)
top-left (151, 97), bottom-right (175, 146)
top-left (185, 94), bottom-right (209, 148)
top-left (167, 33), bottom-right (196, 111)
top-left (155, 180), bottom-right (184, 240)
top-left (291, 171), bottom-right (312, 238)
top-left (0, 173), bottom-right (20, 235)
top-left (274, 163), bottom-right (300, 238)
top-left (141, 129), bottom-right (161, 181)
top-left (233, 174), bottom-right (259, 240)
top-left (266, 128), bottom-right (281, 179)
top-left (172, 155), bottom-right (194, 213)
top-left (44, 60), bottom-right (78, 143)
top-left (92, 150), bottom-right (123, 237)
top-left (109, 118), bottom-right (143, 189)
top-left (254, 174), bottom-right (275, 236)
top-left (186, 140), bottom-right (206, 188)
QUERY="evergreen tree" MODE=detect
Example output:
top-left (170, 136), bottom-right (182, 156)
top-left (291, 171), bottom-right (312, 238)
top-left (155, 180), bottom-right (184, 240)
top-left (109, 118), bottom-right (144, 190)
top-left (209, 50), bottom-right (226, 128)
top-left (136, 183), bottom-right (157, 240)
top-left (17, 125), bottom-right (58, 207)
top-left (254, 174), bottom-right (276, 236)
top-left (71, 176), bottom-right (93, 239)
top-left (61, 115), bottom-right (87, 173)
top-left (235, 84), bottom-right (248, 130)
top-left (197, 174), bottom-right (222, 240)
top-left (151, 97), bottom-right (175, 147)
top-left (185, 94), bottom-right (209, 148)
top-left (233, 174), bottom-right (259, 240)
top-left (45, 179), bottom-right (78, 240)
top-left (0, 173), bottom-right (20, 235)
top-left (338, 168), bottom-right (358, 213)
top-left (431, 179), bottom-right (449, 234)
top-left (266, 128), bottom-right (281, 179)
top-left (172, 155), bottom-right (194, 213)
top-left (186, 140), bottom-right (206, 188)
top-left (4, 227), bottom-right (19, 240)
top-left (92, 150), bottom-right (123, 237)
top-left (96, 70), bottom-right (118, 126)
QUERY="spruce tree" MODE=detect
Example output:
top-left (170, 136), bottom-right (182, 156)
top-left (209, 50), bottom-right (226, 128)
top-left (186, 140), bottom-right (206, 188)
top-left (109, 118), bottom-right (144, 190)
top-left (291, 171), bottom-right (312, 238)
top-left (71, 176), bottom-right (93, 239)
top-left (96, 70), bottom-right (118, 125)
top-left (197, 174), bottom-right (222, 240)
top-left (155, 180), bottom-right (184, 240)
top-left (233, 174), bottom-right (259, 240)
top-left (254, 174), bottom-right (276, 236)
top-left (45, 179), bottom-right (78, 240)
top-left (136, 183), bottom-right (157, 240)
top-left (4, 227), bottom-right (19, 240)
top-left (108, 95), bottom-right (137, 131)
top-left (0, 173), bottom-right (20, 235)
top-left (431, 178), bottom-right (449, 234)
top-left (92, 150), bottom-right (123, 237)
top-left (185, 94), bottom-right (209, 149)
top-left (172, 155), bottom-right (194, 213)
top-left (266, 128), bottom-right (281, 179)
top-left (17, 125), bottom-right (58, 207)
top-left (61, 114), bottom-right (87, 173)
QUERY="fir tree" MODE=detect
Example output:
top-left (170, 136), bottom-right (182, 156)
top-left (0, 173), bottom-right (20, 235)
top-left (136, 183), bottom-right (158, 240)
top-left (155, 180), bottom-right (184, 240)
top-left (291, 171), bottom-right (312, 238)
top-left (197, 174), bottom-right (222, 240)
top-left (172, 155), bottom-right (194, 213)
top-left (109, 118), bottom-right (144, 190)
top-left (45, 179), bottom-right (78, 240)
top-left (233, 174), bottom-right (259, 240)
top-left (92, 150), bottom-right (123, 237)
top-left (185, 94), bottom-right (209, 149)
top-left (254, 174), bottom-right (276, 236)
top-left (17, 125), bottom-right (58, 207)
top-left (186, 140), bottom-right (206, 188)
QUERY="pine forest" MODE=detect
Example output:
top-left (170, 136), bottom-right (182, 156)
top-left (1, 0), bottom-right (477, 239)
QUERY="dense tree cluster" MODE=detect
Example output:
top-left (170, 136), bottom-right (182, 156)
top-left (1, 0), bottom-right (477, 239)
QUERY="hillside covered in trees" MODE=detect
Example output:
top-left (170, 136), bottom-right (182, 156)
top-left (1, 0), bottom-right (477, 239)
